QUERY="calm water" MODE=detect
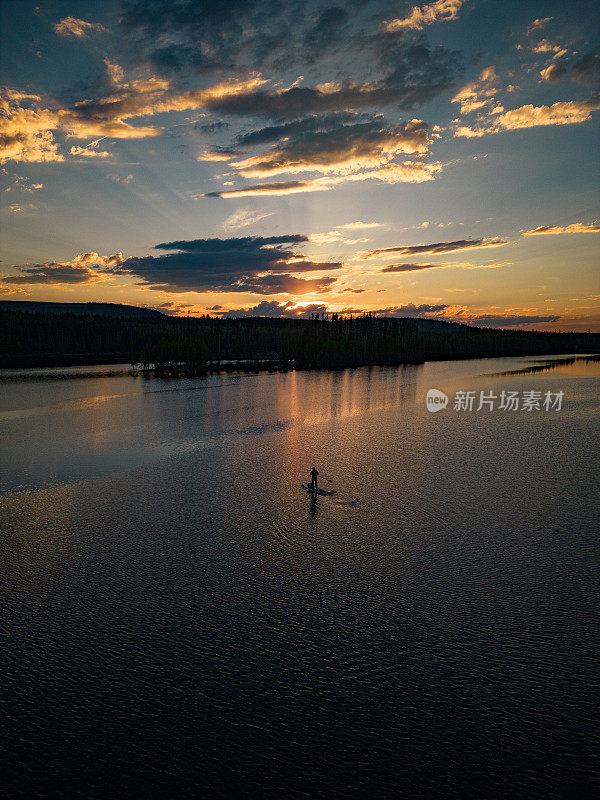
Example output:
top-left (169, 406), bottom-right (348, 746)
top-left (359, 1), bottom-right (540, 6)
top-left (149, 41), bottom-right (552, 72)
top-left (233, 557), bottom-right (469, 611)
top-left (1, 355), bottom-right (599, 799)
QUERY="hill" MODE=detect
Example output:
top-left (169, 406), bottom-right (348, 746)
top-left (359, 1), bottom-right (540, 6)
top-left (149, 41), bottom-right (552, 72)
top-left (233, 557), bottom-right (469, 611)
top-left (0, 301), bottom-right (164, 319)
top-left (0, 306), bottom-right (598, 370)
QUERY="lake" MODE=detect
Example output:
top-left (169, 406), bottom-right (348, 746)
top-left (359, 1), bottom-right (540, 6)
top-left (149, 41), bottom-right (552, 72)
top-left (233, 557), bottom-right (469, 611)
top-left (1, 355), bottom-right (599, 799)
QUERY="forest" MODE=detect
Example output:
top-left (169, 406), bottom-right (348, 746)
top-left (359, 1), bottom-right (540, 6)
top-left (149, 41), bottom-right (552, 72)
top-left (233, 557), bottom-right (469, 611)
top-left (1, 307), bottom-right (598, 372)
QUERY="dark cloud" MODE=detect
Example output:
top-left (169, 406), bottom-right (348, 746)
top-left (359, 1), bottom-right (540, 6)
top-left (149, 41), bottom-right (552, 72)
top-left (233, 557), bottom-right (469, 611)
top-left (220, 300), bottom-right (456, 318)
top-left (220, 300), bottom-right (331, 318)
top-left (571, 48), bottom-right (600, 85)
top-left (203, 78), bottom-right (450, 119)
top-left (154, 234), bottom-right (309, 251)
top-left (119, 1), bottom-right (461, 118)
top-left (1, 264), bottom-right (103, 284)
top-left (149, 44), bottom-right (206, 73)
top-left (304, 6), bottom-right (349, 56)
top-left (235, 113), bottom-right (358, 147)
top-left (380, 262), bottom-right (442, 272)
top-left (230, 118), bottom-right (430, 177)
top-left (540, 62), bottom-right (567, 82)
top-left (196, 120), bottom-right (231, 134)
top-left (231, 274), bottom-right (337, 295)
top-left (119, 0), bottom-right (461, 98)
top-left (120, 235), bottom-right (342, 293)
top-left (381, 303), bottom-right (448, 315)
top-left (470, 314), bottom-right (560, 327)
top-left (203, 180), bottom-right (327, 197)
top-left (120, 0), bottom-right (299, 73)
top-left (362, 238), bottom-right (508, 257)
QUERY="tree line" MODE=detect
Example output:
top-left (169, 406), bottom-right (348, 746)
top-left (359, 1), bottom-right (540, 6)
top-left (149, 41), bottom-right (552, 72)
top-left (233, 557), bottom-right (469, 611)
top-left (0, 308), bottom-right (598, 371)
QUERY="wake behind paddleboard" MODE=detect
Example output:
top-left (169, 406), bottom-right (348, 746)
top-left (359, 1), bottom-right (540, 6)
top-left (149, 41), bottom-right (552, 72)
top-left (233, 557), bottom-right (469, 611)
top-left (302, 482), bottom-right (334, 496)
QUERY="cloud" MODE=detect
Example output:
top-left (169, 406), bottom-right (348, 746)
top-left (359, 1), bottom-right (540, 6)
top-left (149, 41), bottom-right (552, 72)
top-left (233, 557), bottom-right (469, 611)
top-left (0, 92), bottom-right (62, 163)
top-left (2, 238), bottom-right (342, 297)
top-left (309, 231), bottom-right (370, 245)
top-left (0, 252), bottom-right (123, 285)
top-left (380, 263), bottom-right (443, 272)
top-left (234, 113), bottom-right (356, 147)
top-left (454, 96), bottom-right (600, 136)
top-left (69, 145), bottom-right (111, 158)
top-left (468, 314), bottom-right (560, 327)
top-left (54, 17), bottom-right (107, 37)
top-left (380, 261), bottom-right (503, 272)
top-left (107, 173), bottom-right (134, 184)
top-left (220, 207), bottom-right (275, 230)
top-left (119, 235), bottom-right (342, 294)
top-left (1, 34), bottom-right (459, 162)
top-left (1, 70), bottom-right (275, 161)
top-left (0, 85), bottom-right (156, 164)
top-left (334, 160), bottom-right (443, 184)
top-left (119, 0), bottom-right (461, 98)
top-left (1, 173), bottom-right (45, 193)
top-left (204, 180), bottom-right (330, 198)
top-left (229, 119), bottom-right (430, 178)
top-left (540, 63), bottom-right (566, 82)
top-left (205, 113), bottom-right (441, 194)
top-left (303, 6), bottom-right (349, 56)
top-left (197, 150), bottom-right (238, 162)
top-left (531, 39), bottom-right (565, 55)
top-left (205, 159), bottom-right (442, 197)
top-left (384, 0), bottom-right (467, 32)
top-left (527, 18), bottom-right (552, 34)
top-left (348, 303), bottom-right (450, 317)
top-left (571, 49), bottom-right (600, 85)
top-left (202, 77), bottom-right (452, 118)
top-left (104, 59), bottom-right (125, 86)
top-left (191, 41), bottom-right (460, 119)
top-left (522, 222), bottom-right (600, 236)
top-left (59, 74), bottom-right (265, 140)
top-left (220, 300), bottom-right (331, 318)
top-left (452, 66), bottom-right (498, 114)
top-left (230, 274), bottom-right (336, 295)
top-left (335, 221), bottom-right (383, 230)
top-left (1, 264), bottom-right (105, 285)
top-left (0, 284), bottom-right (29, 296)
top-left (361, 238), bottom-right (508, 258)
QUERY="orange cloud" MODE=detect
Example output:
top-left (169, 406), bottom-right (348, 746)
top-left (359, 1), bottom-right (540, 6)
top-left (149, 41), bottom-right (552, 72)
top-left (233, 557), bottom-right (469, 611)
top-left (0, 252), bottom-right (124, 286)
top-left (361, 238), bottom-right (507, 258)
top-left (0, 93), bottom-right (62, 163)
top-left (1, 73), bottom-right (268, 161)
top-left (230, 120), bottom-right (430, 178)
top-left (54, 17), bottom-right (107, 37)
top-left (540, 63), bottom-right (566, 82)
top-left (384, 0), bottom-right (467, 31)
top-left (522, 222), bottom-right (600, 235)
top-left (346, 160), bottom-right (442, 184)
top-left (455, 96), bottom-right (599, 136)
top-left (452, 66), bottom-right (498, 114)
top-left (497, 100), bottom-right (597, 129)
top-left (203, 180), bottom-right (331, 198)
top-left (69, 145), bottom-right (111, 158)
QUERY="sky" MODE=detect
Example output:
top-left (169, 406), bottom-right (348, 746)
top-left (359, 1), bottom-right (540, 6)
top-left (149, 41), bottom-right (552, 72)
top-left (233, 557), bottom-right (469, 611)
top-left (1, 0), bottom-right (599, 329)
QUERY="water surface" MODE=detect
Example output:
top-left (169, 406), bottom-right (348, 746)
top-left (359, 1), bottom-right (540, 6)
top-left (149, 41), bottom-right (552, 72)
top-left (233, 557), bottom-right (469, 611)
top-left (1, 355), bottom-right (599, 799)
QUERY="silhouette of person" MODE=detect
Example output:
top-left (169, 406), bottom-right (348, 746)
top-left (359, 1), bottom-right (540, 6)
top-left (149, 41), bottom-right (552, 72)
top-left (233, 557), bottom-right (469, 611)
top-left (310, 466), bottom-right (319, 489)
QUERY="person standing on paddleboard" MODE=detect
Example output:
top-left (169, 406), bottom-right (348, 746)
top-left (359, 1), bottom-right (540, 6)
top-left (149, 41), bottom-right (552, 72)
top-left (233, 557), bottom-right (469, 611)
top-left (310, 466), bottom-right (319, 489)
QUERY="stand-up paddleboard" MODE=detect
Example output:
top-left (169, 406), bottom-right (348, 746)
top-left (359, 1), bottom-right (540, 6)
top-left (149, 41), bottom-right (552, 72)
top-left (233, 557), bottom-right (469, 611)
top-left (302, 482), bottom-right (334, 496)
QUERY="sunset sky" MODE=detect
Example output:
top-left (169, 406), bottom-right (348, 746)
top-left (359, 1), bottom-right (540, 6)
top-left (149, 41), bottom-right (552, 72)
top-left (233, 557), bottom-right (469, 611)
top-left (1, 0), bottom-right (599, 329)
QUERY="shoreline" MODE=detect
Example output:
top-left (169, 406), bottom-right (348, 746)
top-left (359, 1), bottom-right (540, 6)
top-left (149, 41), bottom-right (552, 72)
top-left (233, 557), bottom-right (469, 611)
top-left (1, 352), bottom-right (598, 381)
